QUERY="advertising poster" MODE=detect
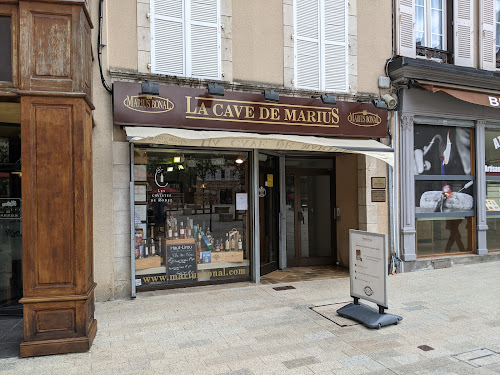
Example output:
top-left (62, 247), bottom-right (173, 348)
top-left (414, 125), bottom-right (473, 214)
top-left (349, 230), bottom-right (387, 308)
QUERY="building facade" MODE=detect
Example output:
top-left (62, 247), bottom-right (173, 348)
top-left (0, 0), bottom-right (395, 356)
top-left (390, 0), bottom-right (500, 270)
top-left (93, 0), bottom-right (395, 300)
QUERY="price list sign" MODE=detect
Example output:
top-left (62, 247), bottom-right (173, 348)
top-left (166, 241), bottom-right (197, 284)
top-left (349, 230), bottom-right (388, 308)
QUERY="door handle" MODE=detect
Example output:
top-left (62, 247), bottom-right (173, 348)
top-left (297, 211), bottom-right (304, 223)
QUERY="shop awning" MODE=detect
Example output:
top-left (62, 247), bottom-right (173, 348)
top-left (417, 80), bottom-right (500, 109)
top-left (124, 127), bottom-right (394, 166)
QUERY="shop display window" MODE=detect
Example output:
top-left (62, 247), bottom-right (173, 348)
top-left (133, 148), bottom-right (251, 289)
top-left (416, 217), bottom-right (474, 256)
top-left (413, 125), bottom-right (474, 256)
top-left (485, 129), bottom-right (500, 251)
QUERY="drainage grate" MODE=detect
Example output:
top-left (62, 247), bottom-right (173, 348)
top-left (310, 303), bottom-right (359, 327)
top-left (273, 285), bottom-right (296, 291)
top-left (452, 348), bottom-right (500, 368)
top-left (418, 345), bottom-right (434, 351)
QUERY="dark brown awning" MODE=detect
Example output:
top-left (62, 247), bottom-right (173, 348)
top-left (417, 80), bottom-right (500, 109)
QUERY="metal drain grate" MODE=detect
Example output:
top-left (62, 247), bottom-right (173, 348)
top-left (452, 348), bottom-right (500, 368)
top-left (273, 285), bottom-right (296, 291)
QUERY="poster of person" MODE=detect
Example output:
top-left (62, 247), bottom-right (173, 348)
top-left (414, 125), bottom-right (473, 213)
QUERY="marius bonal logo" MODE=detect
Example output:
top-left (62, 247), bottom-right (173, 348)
top-left (123, 94), bottom-right (174, 114)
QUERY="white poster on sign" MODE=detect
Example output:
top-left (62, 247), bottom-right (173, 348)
top-left (349, 230), bottom-right (388, 308)
top-left (236, 193), bottom-right (248, 211)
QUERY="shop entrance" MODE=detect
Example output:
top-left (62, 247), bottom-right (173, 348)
top-left (285, 159), bottom-right (336, 267)
top-left (259, 153), bottom-right (280, 276)
top-left (0, 106), bottom-right (22, 316)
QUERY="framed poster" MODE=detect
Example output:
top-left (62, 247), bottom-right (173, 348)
top-left (134, 184), bottom-right (147, 202)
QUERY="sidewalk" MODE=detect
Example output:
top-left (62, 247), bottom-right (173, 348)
top-left (1, 261), bottom-right (499, 374)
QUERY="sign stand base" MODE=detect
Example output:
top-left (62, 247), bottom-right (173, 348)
top-left (337, 300), bottom-right (402, 329)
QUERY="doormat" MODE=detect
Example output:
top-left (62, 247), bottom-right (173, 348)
top-left (310, 303), bottom-right (360, 327)
top-left (452, 348), bottom-right (500, 368)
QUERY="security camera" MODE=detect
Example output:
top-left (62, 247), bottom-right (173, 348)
top-left (381, 94), bottom-right (397, 109)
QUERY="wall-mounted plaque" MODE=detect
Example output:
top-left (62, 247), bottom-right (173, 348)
top-left (371, 177), bottom-right (386, 189)
top-left (371, 190), bottom-right (386, 202)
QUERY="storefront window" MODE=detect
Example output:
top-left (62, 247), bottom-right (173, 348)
top-left (133, 148), bottom-right (251, 289)
top-left (485, 129), bottom-right (500, 251)
top-left (414, 125), bottom-right (474, 256)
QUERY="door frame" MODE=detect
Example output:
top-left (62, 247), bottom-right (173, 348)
top-left (258, 152), bottom-right (281, 276)
top-left (286, 167), bottom-right (336, 267)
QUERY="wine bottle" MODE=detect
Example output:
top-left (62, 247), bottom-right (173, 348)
top-left (225, 233), bottom-right (230, 252)
top-left (179, 221), bottom-right (185, 239)
top-left (238, 238), bottom-right (243, 251)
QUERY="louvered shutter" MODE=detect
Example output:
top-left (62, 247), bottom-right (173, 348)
top-left (295, 0), bottom-right (320, 90)
top-left (480, 0), bottom-right (496, 71)
top-left (323, 0), bottom-right (347, 92)
top-left (151, 0), bottom-right (185, 76)
top-left (454, 0), bottom-right (474, 67)
top-left (189, 0), bottom-right (220, 79)
top-left (396, 0), bottom-right (416, 58)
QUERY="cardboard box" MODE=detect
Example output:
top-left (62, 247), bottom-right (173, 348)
top-left (136, 256), bottom-right (162, 270)
top-left (210, 251), bottom-right (244, 263)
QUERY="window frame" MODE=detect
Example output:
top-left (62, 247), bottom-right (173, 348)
top-left (150, 0), bottom-right (221, 80)
top-left (496, 0), bottom-right (500, 68)
top-left (415, 0), bottom-right (447, 52)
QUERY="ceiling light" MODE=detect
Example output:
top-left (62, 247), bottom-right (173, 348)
top-left (173, 156), bottom-right (181, 163)
top-left (178, 165), bottom-right (184, 170)
top-left (235, 157), bottom-right (244, 164)
top-left (167, 166), bottom-right (174, 172)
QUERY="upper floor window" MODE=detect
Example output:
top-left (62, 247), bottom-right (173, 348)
top-left (294, 0), bottom-right (348, 92)
top-left (415, 0), bottom-right (445, 50)
top-left (151, 0), bottom-right (221, 80)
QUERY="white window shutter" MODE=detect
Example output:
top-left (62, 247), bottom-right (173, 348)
top-left (295, 0), bottom-right (320, 90)
top-left (190, 0), bottom-right (220, 79)
top-left (323, 0), bottom-right (347, 92)
top-left (396, 0), bottom-right (416, 58)
top-left (454, 0), bottom-right (474, 67)
top-left (480, 0), bottom-right (496, 70)
top-left (151, 0), bottom-right (185, 76)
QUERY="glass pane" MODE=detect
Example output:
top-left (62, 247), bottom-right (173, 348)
top-left (286, 175), bottom-right (295, 258)
top-left (431, 0), bottom-right (442, 9)
top-left (416, 0), bottom-right (424, 6)
top-left (486, 181), bottom-right (500, 212)
top-left (431, 34), bottom-right (442, 50)
top-left (414, 125), bottom-right (472, 176)
top-left (285, 158), bottom-right (333, 169)
top-left (133, 149), bottom-right (250, 288)
top-left (259, 154), bottom-right (279, 267)
top-left (0, 17), bottom-right (12, 82)
top-left (0, 124), bottom-right (22, 310)
top-left (487, 217), bottom-right (500, 250)
top-left (497, 0), bottom-right (500, 22)
top-left (299, 175), bottom-right (331, 258)
top-left (431, 9), bottom-right (442, 35)
top-left (415, 6), bottom-right (425, 45)
top-left (485, 129), bottom-right (500, 175)
top-left (416, 180), bottom-right (474, 214)
top-left (416, 217), bottom-right (473, 255)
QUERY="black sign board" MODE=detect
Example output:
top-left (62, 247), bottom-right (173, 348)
top-left (166, 240), bottom-right (197, 284)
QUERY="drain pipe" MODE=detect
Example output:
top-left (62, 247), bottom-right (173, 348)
top-left (389, 112), bottom-right (403, 273)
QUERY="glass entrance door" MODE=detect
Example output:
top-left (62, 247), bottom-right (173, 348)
top-left (286, 168), bottom-right (335, 267)
top-left (0, 122), bottom-right (22, 316)
top-left (259, 154), bottom-right (280, 276)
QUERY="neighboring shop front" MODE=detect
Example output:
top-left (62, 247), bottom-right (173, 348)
top-left (394, 81), bottom-right (500, 267)
top-left (113, 81), bottom-right (393, 293)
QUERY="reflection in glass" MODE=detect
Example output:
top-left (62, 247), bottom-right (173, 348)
top-left (415, 1), bottom-right (425, 46)
top-left (299, 175), bottom-right (331, 258)
top-left (487, 217), bottom-right (500, 251)
top-left (486, 181), bottom-right (500, 211)
top-left (285, 175), bottom-right (295, 258)
top-left (133, 149), bottom-right (250, 288)
top-left (416, 217), bottom-right (473, 256)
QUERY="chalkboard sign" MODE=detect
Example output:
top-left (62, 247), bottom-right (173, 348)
top-left (166, 239), bottom-right (197, 284)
